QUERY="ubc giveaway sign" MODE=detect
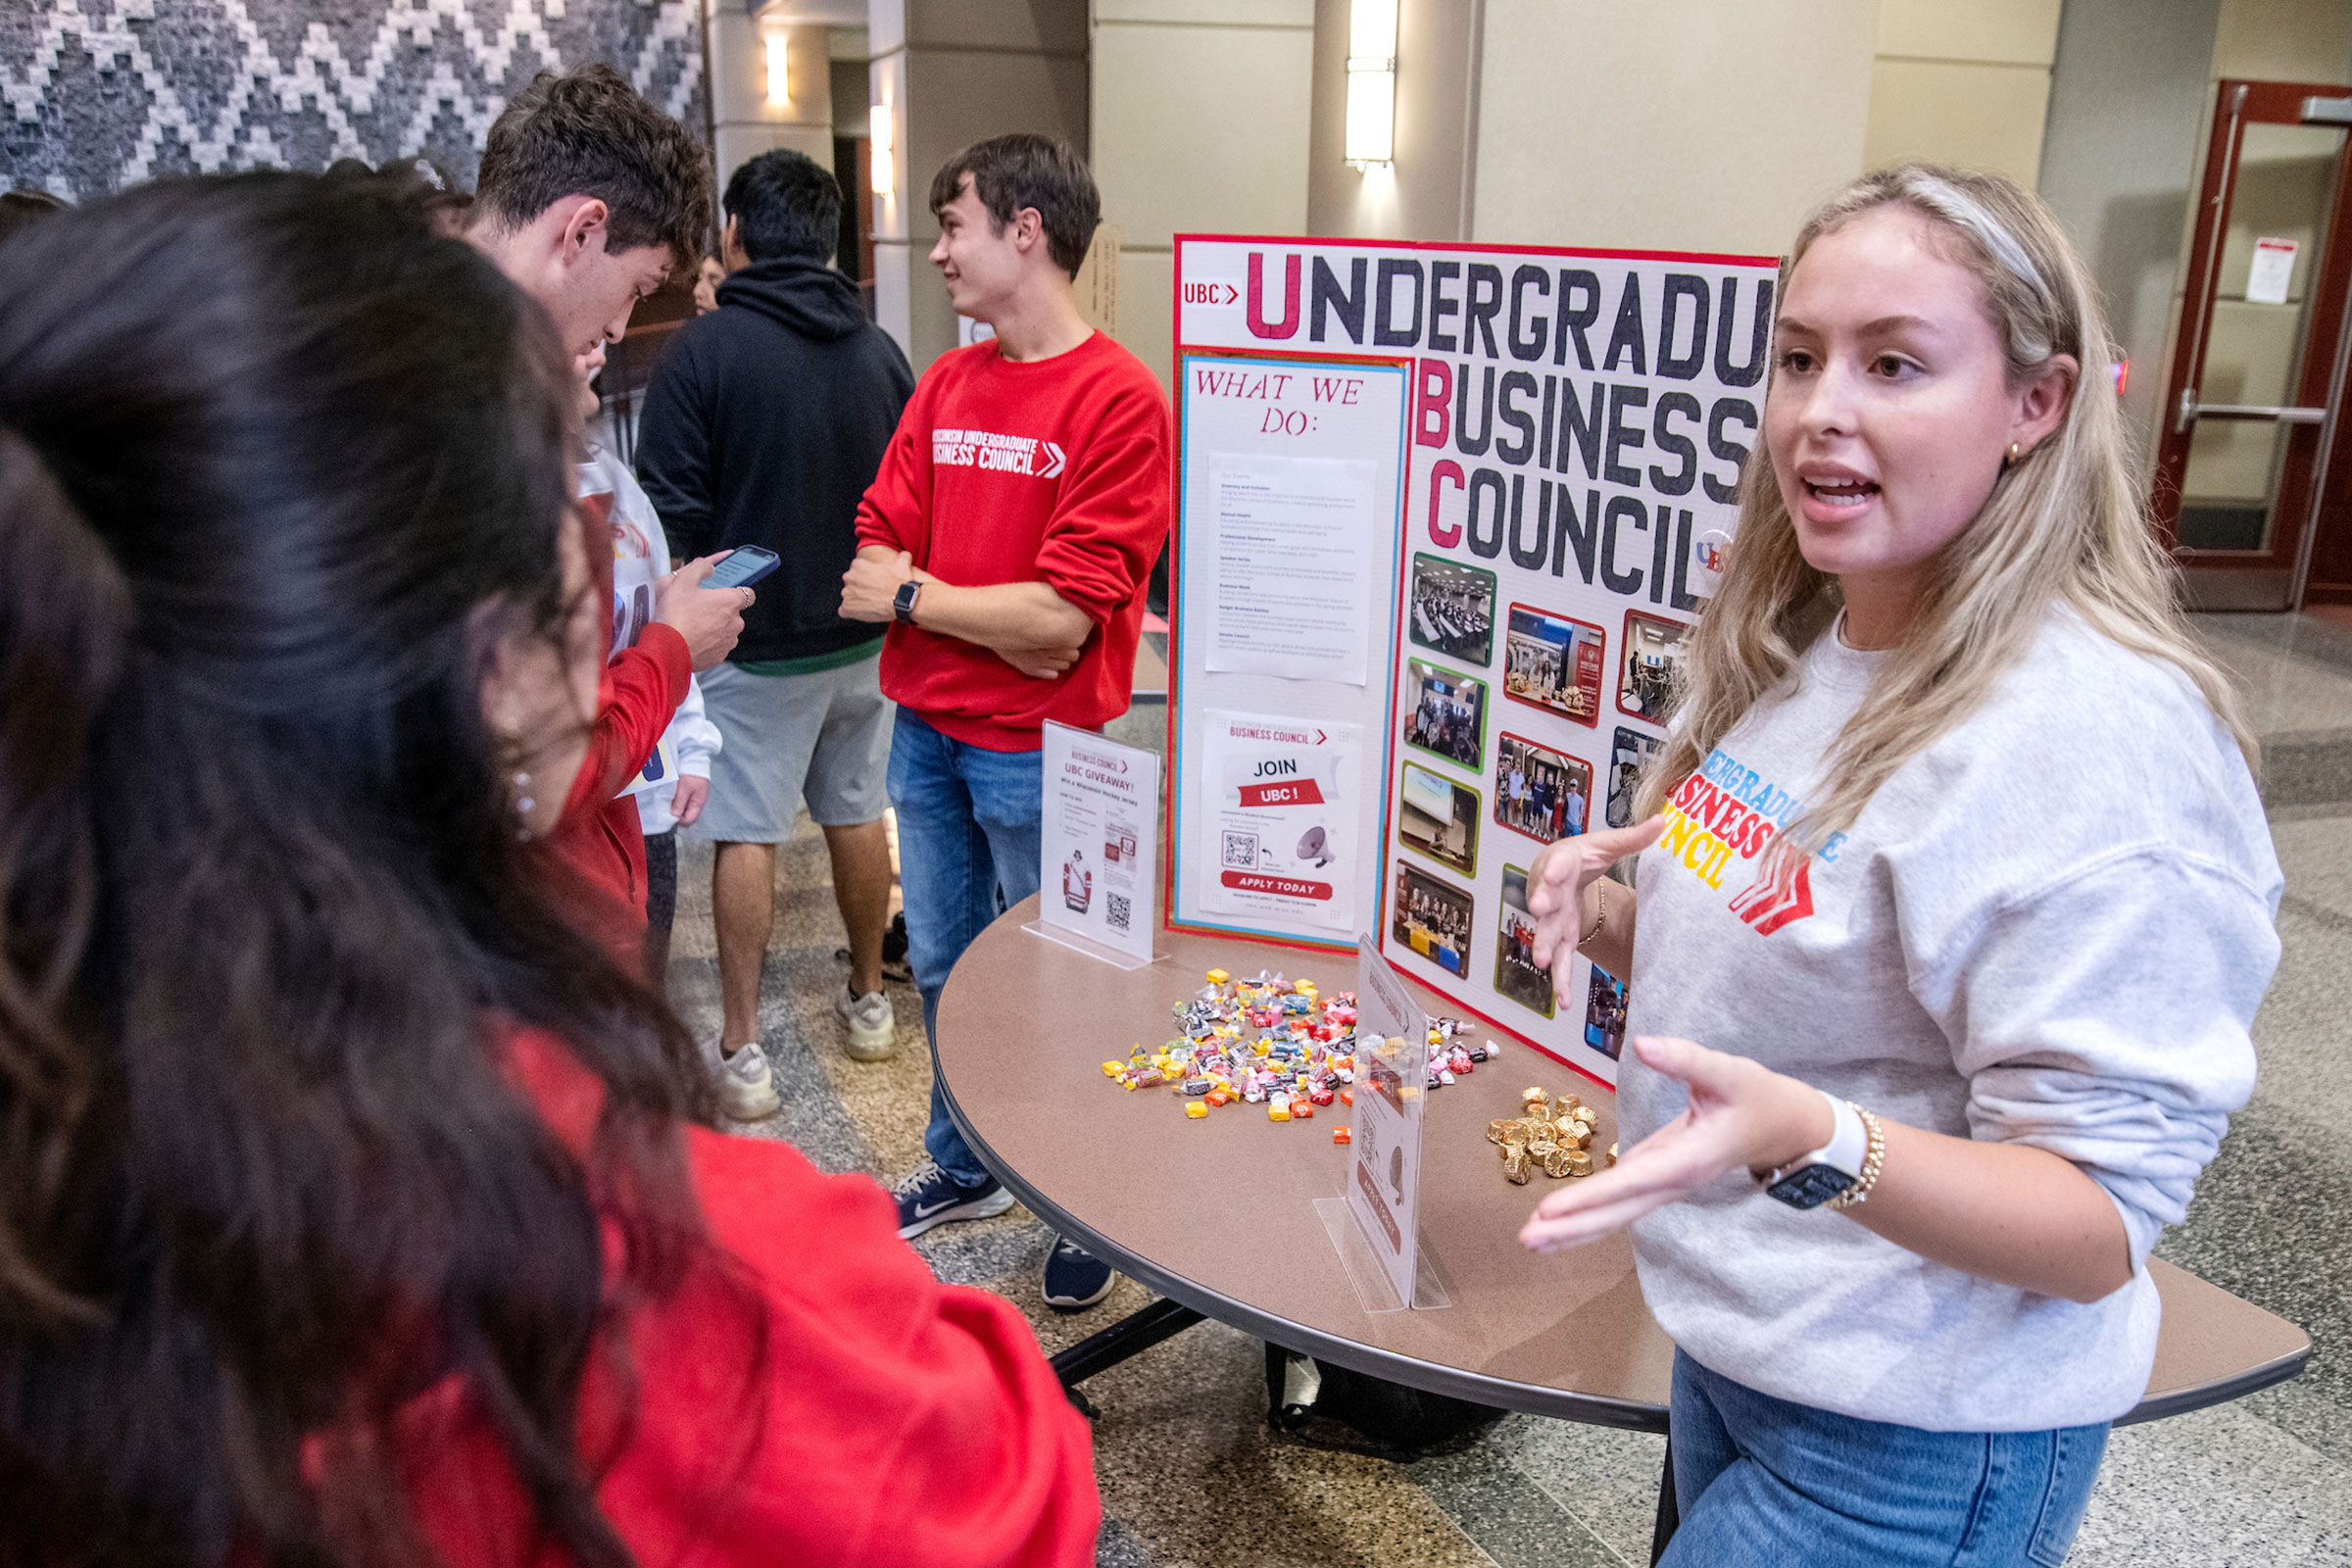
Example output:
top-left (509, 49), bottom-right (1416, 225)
top-left (1175, 236), bottom-right (1779, 1085)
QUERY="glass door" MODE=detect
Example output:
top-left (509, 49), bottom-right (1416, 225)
top-left (2155, 81), bottom-right (2352, 610)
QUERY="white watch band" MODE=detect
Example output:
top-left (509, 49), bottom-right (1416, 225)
top-left (1793, 1090), bottom-right (1867, 1180)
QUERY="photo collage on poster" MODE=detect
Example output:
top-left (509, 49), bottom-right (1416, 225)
top-left (1362, 243), bottom-right (1768, 1077)
top-left (1393, 510), bottom-right (1702, 1043)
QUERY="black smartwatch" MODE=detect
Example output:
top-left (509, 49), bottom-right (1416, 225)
top-left (892, 578), bottom-right (923, 625)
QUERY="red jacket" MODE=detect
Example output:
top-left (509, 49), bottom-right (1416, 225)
top-left (856, 332), bottom-right (1170, 752)
top-left (392, 1030), bottom-right (1101, 1566)
top-left (552, 624), bottom-right (690, 915)
top-left (551, 491), bottom-right (692, 958)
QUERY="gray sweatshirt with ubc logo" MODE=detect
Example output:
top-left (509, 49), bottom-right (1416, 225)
top-left (1618, 609), bottom-right (2281, 1433)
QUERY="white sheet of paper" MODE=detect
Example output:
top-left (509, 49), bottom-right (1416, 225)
top-left (1203, 455), bottom-right (1376, 686)
top-left (1199, 710), bottom-right (1362, 934)
top-left (1039, 722), bottom-right (1161, 962)
top-left (2248, 237), bottom-right (2297, 306)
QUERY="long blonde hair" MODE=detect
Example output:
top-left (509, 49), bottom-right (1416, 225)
top-left (1640, 163), bottom-right (2255, 848)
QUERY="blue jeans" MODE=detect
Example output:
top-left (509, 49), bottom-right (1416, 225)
top-left (887, 709), bottom-right (1043, 1189)
top-left (1663, 1351), bottom-right (2107, 1568)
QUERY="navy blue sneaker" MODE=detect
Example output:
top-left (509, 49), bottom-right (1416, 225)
top-left (894, 1159), bottom-right (1014, 1240)
top-left (1042, 1236), bottom-right (1116, 1312)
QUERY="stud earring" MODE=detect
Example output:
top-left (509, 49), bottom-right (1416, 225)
top-left (2009, 440), bottom-right (2024, 465)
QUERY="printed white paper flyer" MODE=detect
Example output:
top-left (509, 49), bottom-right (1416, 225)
top-left (1040, 721), bottom-right (1161, 962)
top-left (1199, 709), bottom-right (1363, 934)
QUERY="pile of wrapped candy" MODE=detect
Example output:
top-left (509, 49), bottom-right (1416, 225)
top-left (1487, 1087), bottom-right (1614, 1185)
top-left (1097, 967), bottom-right (1500, 1141)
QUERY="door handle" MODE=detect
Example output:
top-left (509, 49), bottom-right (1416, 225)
top-left (2176, 388), bottom-right (2328, 431)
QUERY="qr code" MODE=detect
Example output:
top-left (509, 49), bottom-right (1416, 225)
top-left (1106, 892), bottom-right (1132, 932)
top-left (1221, 830), bottom-right (1258, 869)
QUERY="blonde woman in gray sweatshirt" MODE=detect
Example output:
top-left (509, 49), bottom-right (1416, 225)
top-left (1520, 165), bottom-right (2279, 1568)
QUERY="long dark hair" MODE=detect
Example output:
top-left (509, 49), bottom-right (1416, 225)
top-left (0, 173), bottom-right (712, 1565)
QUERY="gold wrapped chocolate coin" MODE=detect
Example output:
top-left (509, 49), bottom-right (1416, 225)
top-left (1572, 1104), bottom-right (1599, 1127)
top-left (1501, 1119), bottom-right (1532, 1149)
top-left (1563, 1126), bottom-right (1592, 1151)
top-left (1607, 1141), bottom-right (1618, 1166)
top-left (1528, 1139), bottom-right (1558, 1161)
top-left (1487, 1118), bottom-right (1510, 1146)
top-left (1503, 1147), bottom-right (1534, 1185)
top-left (1522, 1086), bottom-right (1547, 1104)
top-left (1567, 1151), bottom-right (1593, 1177)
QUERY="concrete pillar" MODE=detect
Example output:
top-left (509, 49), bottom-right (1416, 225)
top-left (1307, 0), bottom-right (1485, 244)
top-left (1090, 1), bottom-right (1314, 394)
top-left (867, 0), bottom-right (1091, 371)
top-left (708, 3), bottom-right (840, 196)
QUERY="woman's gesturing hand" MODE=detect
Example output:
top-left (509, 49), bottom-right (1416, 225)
top-left (1524, 818), bottom-right (1664, 973)
top-left (1517, 1033), bottom-right (1832, 1253)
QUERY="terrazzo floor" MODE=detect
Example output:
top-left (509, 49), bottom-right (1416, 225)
top-left (660, 617), bottom-right (2352, 1567)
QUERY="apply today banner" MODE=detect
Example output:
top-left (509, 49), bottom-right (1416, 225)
top-left (1171, 234), bottom-right (1779, 1085)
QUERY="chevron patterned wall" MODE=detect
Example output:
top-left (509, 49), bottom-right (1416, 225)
top-left (0, 1), bottom-right (707, 201)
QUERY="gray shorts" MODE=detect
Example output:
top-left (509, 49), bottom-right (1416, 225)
top-left (692, 652), bottom-right (894, 843)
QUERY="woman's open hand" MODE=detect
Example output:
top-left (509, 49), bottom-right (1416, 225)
top-left (1518, 1033), bottom-right (1831, 1253)
top-left (1525, 818), bottom-right (1663, 975)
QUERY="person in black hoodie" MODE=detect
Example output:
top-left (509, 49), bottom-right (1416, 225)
top-left (637, 149), bottom-right (915, 1100)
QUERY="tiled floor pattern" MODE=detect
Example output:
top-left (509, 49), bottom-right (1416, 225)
top-left (662, 614), bottom-right (2352, 1566)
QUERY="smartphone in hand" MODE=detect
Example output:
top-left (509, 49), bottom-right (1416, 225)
top-left (702, 546), bottom-right (780, 590)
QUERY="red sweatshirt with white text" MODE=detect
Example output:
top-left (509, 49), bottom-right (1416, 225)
top-left (856, 332), bottom-right (1171, 751)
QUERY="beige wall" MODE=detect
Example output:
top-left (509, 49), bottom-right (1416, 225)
top-left (867, 0), bottom-right (1091, 370)
top-left (1305, 0), bottom-right (1482, 243)
top-left (1470, 0), bottom-right (1875, 256)
top-left (709, 8), bottom-right (837, 195)
top-left (1862, 0), bottom-right (2062, 188)
top-left (1090, 0), bottom-right (1315, 392)
top-left (2212, 0), bottom-right (2352, 82)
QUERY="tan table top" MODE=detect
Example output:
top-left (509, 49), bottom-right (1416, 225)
top-left (937, 898), bottom-right (2309, 1429)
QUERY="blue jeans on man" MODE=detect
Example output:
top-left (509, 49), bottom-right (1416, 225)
top-left (887, 710), bottom-right (1117, 1310)
top-left (886, 709), bottom-right (1042, 1185)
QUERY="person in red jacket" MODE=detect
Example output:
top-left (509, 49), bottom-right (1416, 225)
top-left (467, 64), bottom-right (749, 956)
top-left (0, 172), bottom-right (1097, 1567)
top-left (842, 135), bottom-right (1171, 1313)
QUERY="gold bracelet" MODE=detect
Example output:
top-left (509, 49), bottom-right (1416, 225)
top-left (1826, 1103), bottom-right (1885, 1210)
top-left (1581, 881), bottom-right (1606, 947)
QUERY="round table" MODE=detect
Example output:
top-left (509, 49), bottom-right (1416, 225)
top-left (936, 898), bottom-right (2310, 1549)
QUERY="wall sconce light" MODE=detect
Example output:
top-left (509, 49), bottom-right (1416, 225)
top-left (869, 101), bottom-right (895, 194)
top-left (1346, 0), bottom-right (1396, 167)
top-left (764, 31), bottom-right (790, 109)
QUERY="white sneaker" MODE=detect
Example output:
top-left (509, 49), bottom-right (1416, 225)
top-left (699, 1034), bottom-right (780, 1121)
top-left (835, 985), bottom-right (898, 1062)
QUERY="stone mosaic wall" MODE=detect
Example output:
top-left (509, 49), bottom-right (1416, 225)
top-left (0, 1), bottom-right (707, 201)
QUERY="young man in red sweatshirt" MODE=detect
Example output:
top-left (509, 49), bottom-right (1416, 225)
top-left (467, 65), bottom-right (748, 959)
top-left (842, 135), bottom-right (1170, 1313)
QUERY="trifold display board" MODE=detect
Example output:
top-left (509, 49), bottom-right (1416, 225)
top-left (1167, 234), bottom-right (1779, 1085)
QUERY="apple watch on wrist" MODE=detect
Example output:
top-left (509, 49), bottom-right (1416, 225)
top-left (1757, 1090), bottom-right (1881, 1210)
top-left (892, 578), bottom-right (923, 625)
